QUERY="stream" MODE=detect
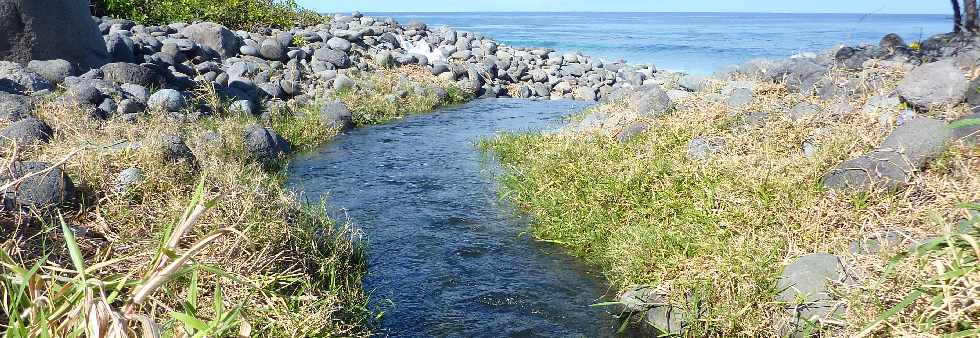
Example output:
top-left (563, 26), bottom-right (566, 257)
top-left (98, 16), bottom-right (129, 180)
top-left (286, 99), bottom-right (624, 337)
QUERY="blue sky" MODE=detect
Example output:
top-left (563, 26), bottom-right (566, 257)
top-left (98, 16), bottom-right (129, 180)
top-left (297, 0), bottom-right (950, 14)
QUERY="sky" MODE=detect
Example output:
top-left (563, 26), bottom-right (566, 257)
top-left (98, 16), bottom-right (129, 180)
top-left (297, 0), bottom-right (951, 14)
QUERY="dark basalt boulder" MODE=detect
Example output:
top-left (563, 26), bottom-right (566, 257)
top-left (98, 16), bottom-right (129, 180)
top-left (0, 0), bottom-right (108, 70)
top-left (1, 161), bottom-right (76, 210)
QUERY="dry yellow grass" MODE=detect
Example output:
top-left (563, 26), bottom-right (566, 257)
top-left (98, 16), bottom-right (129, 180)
top-left (483, 63), bottom-right (979, 336)
top-left (0, 60), bottom-right (477, 336)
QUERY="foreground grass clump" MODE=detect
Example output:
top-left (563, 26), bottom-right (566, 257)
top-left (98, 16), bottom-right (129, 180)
top-left (92, 0), bottom-right (326, 30)
top-left (1, 94), bottom-right (369, 336)
top-left (337, 66), bottom-right (472, 126)
top-left (481, 72), bottom-right (978, 336)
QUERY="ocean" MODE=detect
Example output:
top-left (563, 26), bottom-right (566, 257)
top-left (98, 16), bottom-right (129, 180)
top-left (375, 12), bottom-right (951, 74)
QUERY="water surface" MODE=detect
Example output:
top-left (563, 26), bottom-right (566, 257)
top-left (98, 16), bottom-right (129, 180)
top-left (288, 99), bottom-right (623, 337)
top-left (377, 12), bottom-right (950, 73)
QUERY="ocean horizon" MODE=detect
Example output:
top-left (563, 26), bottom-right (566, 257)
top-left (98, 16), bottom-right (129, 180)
top-left (368, 11), bottom-right (951, 73)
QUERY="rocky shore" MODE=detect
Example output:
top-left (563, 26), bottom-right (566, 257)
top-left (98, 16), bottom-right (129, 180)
top-left (2, 1), bottom-right (978, 336)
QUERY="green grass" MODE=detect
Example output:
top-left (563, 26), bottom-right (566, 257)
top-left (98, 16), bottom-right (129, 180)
top-left (480, 76), bottom-right (979, 336)
top-left (1, 59), bottom-right (475, 336)
top-left (337, 66), bottom-right (472, 126)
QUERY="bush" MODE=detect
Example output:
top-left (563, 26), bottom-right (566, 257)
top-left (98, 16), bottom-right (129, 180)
top-left (92, 0), bottom-right (328, 30)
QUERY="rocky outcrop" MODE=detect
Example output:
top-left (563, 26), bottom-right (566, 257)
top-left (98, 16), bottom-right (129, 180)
top-left (0, 0), bottom-right (108, 70)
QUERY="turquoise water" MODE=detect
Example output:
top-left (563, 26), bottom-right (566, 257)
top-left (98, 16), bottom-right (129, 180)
top-left (378, 12), bottom-right (950, 73)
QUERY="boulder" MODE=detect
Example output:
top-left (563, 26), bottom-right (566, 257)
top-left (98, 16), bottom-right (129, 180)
top-left (0, 92), bottom-right (30, 121)
top-left (157, 134), bottom-right (196, 165)
top-left (964, 77), bottom-right (980, 109)
top-left (0, 61), bottom-right (53, 94)
top-left (786, 101), bottom-right (821, 121)
top-left (0, 116), bottom-right (52, 147)
top-left (259, 38), bottom-right (286, 61)
top-left (880, 33), bottom-right (907, 49)
top-left (66, 83), bottom-right (105, 105)
top-left (100, 62), bottom-right (163, 87)
top-left (319, 100), bottom-right (354, 131)
top-left (823, 117), bottom-right (953, 191)
top-left (243, 124), bottom-right (291, 165)
top-left (627, 85), bottom-right (673, 117)
top-left (0, 0), bottom-right (108, 70)
top-left (573, 86), bottom-right (596, 101)
top-left (147, 89), bottom-right (186, 112)
top-left (179, 22), bottom-right (241, 58)
top-left (776, 254), bottom-right (849, 336)
top-left (120, 83), bottom-right (150, 102)
top-left (1, 161), bottom-right (76, 210)
top-left (314, 47), bottom-right (351, 68)
top-left (896, 60), bottom-right (967, 110)
top-left (617, 285), bottom-right (684, 336)
top-left (726, 87), bottom-right (753, 107)
top-left (327, 37), bottom-right (352, 52)
top-left (26, 59), bottom-right (75, 84)
top-left (105, 33), bottom-right (136, 63)
top-left (678, 74), bottom-right (709, 92)
top-left (778, 59), bottom-right (827, 94)
top-left (117, 98), bottom-right (144, 115)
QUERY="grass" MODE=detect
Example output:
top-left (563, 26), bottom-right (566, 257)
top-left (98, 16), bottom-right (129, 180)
top-left (336, 65), bottom-right (472, 126)
top-left (1, 63), bottom-right (471, 336)
top-left (92, 0), bottom-right (327, 30)
top-left (480, 66), bottom-right (979, 336)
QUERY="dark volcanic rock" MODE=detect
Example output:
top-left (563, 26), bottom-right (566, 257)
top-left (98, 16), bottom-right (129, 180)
top-left (147, 89), bottom-right (187, 112)
top-left (0, 116), bottom-right (52, 147)
top-left (1, 161), bottom-right (76, 210)
top-left (0, 92), bottom-right (30, 121)
top-left (101, 62), bottom-right (163, 87)
top-left (627, 85), bottom-right (674, 116)
top-left (179, 22), bottom-right (241, 58)
top-left (776, 254), bottom-right (850, 336)
top-left (880, 33), bottom-right (907, 49)
top-left (319, 100), bottom-right (354, 131)
top-left (0, 0), bottom-right (109, 70)
top-left (27, 59), bottom-right (76, 84)
top-left (243, 124), bottom-right (291, 165)
top-left (896, 60), bottom-right (967, 110)
top-left (823, 117), bottom-right (952, 191)
top-left (0, 61), bottom-right (53, 94)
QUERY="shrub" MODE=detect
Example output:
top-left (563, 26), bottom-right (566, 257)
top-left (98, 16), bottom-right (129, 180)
top-left (92, 0), bottom-right (328, 30)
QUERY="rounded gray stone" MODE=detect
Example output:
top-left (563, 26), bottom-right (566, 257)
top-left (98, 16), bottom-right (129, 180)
top-left (147, 89), bottom-right (186, 112)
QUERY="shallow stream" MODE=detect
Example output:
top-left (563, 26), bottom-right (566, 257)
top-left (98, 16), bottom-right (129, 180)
top-left (287, 99), bottom-right (624, 337)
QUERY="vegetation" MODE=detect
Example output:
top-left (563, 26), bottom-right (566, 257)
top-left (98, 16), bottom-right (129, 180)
top-left (0, 53), bottom-right (473, 335)
top-left (481, 71), bottom-right (978, 336)
top-left (1, 90), bottom-right (372, 336)
top-left (336, 66), bottom-right (472, 126)
top-left (91, 0), bottom-right (328, 30)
